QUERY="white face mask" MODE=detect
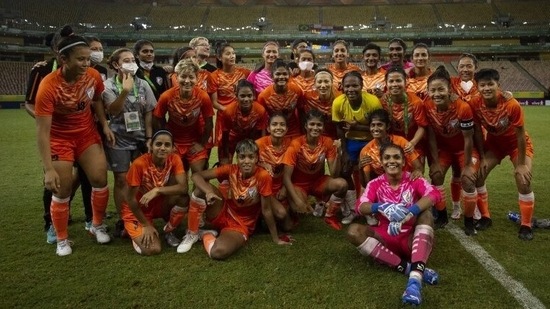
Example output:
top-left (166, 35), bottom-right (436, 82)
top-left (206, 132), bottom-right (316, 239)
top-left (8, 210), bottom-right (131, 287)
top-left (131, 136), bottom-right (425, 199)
top-left (90, 51), bottom-right (104, 64)
top-left (460, 80), bottom-right (474, 93)
top-left (140, 61), bottom-right (154, 71)
top-left (298, 61), bottom-right (314, 71)
top-left (121, 62), bottom-right (139, 75)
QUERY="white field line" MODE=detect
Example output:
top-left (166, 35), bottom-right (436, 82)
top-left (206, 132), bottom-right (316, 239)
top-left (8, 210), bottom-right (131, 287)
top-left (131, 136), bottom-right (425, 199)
top-left (446, 223), bottom-right (546, 309)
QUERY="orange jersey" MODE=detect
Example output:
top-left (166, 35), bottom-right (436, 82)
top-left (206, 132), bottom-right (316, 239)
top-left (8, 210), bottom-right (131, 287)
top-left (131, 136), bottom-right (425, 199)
top-left (258, 83), bottom-right (304, 138)
top-left (292, 75), bottom-right (315, 93)
top-left (153, 86), bottom-right (214, 146)
top-left (35, 68), bottom-right (104, 140)
top-left (256, 136), bottom-right (293, 191)
top-left (381, 92), bottom-right (428, 142)
top-left (300, 87), bottom-right (341, 139)
top-left (360, 134), bottom-right (419, 175)
top-left (215, 164), bottom-right (273, 227)
top-left (450, 77), bottom-right (479, 103)
top-left (469, 93), bottom-right (527, 142)
top-left (407, 70), bottom-right (431, 100)
top-left (219, 101), bottom-right (268, 143)
top-left (207, 67), bottom-right (251, 106)
top-left (169, 70), bottom-right (210, 91)
top-left (362, 69), bottom-right (386, 93)
top-left (424, 98), bottom-right (474, 154)
top-left (327, 63), bottom-right (362, 88)
top-left (283, 135), bottom-right (337, 187)
top-left (126, 152), bottom-right (185, 202)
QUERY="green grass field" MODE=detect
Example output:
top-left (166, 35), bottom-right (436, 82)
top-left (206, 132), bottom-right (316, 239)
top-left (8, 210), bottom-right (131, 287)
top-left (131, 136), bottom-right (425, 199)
top-left (1, 108), bottom-right (549, 308)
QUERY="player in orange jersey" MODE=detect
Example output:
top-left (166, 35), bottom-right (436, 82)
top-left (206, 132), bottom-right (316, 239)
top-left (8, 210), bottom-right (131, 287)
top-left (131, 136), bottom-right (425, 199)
top-left (380, 66), bottom-right (428, 169)
top-left (359, 109), bottom-right (423, 187)
top-left (327, 39), bottom-right (361, 89)
top-left (35, 34), bottom-right (115, 256)
top-left (424, 66), bottom-right (479, 234)
top-left (407, 43), bottom-right (432, 100)
top-left (218, 79), bottom-right (268, 164)
top-left (153, 59), bottom-right (214, 173)
top-left (168, 47), bottom-right (210, 91)
top-left (182, 139), bottom-right (292, 259)
top-left (256, 112), bottom-right (294, 231)
top-left (361, 43), bottom-right (386, 98)
top-left (292, 48), bottom-right (316, 93)
top-left (209, 43), bottom-right (251, 111)
top-left (300, 69), bottom-right (341, 140)
top-left (258, 59), bottom-right (305, 139)
top-left (121, 130), bottom-right (190, 255)
top-left (283, 109), bottom-right (348, 230)
top-left (471, 69), bottom-right (536, 240)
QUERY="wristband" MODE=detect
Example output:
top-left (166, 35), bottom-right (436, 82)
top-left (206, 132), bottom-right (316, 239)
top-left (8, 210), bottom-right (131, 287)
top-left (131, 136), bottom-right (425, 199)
top-left (409, 204), bottom-right (421, 216)
top-left (370, 202), bottom-right (382, 214)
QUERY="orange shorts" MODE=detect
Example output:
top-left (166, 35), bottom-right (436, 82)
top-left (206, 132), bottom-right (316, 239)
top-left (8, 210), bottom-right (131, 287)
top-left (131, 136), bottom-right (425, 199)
top-left (121, 197), bottom-right (165, 240)
top-left (294, 175), bottom-right (331, 200)
top-left (174, 142), bottom-right (208, 168)
top-left (485, 134), bottom-right (534, 163)
top-left (210, 203), bottom-right (258, 240)
top-left (437, 150), bottom-right (480, 171)
top-left (50, 131), bottom-right (101, 162)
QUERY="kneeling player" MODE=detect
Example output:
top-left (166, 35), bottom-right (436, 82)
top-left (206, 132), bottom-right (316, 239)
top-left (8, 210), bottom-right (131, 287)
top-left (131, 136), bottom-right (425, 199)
top-left (347, 144), bottom-right (441, 305)
top-left (122, 130), bottom-right (189, 255)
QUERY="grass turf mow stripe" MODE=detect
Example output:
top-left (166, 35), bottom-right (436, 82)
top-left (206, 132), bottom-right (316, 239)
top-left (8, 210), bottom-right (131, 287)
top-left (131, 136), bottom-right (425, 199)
top-left (446, 223), bottom-right (546, 309)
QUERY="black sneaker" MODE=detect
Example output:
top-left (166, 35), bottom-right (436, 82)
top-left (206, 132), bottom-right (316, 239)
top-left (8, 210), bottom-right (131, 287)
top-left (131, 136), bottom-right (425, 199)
top-left (464, 217), bottom-right (477, 236)
top-left (518, 225), bottom-right (534, 241)
top-left (434, 209), bottom-right (449, 229)
top-left (475, 217), bottom-right (493, 231)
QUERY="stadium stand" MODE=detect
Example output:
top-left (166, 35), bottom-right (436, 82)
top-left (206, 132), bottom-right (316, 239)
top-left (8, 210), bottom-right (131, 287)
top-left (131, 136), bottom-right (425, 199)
top-left (495, 1), bottom-right (550, 24)
top-left (477, 60), bottom-right (541, 92)
top-left (266, 6), bottom-right (319, 31)
top-left (78, 2), bottom-right (150, 29)
top-left (0, 61), bottom-right (33, 95)
top-left (435, 3), bottom-right (494, 27)
top-left (377, 4), bottom-right (437, 28)
top-left (518, 60), bottom-right (550, 92)
top-left (207, 6), bottom-right (263, 28)
top-left (321, 6), bottom-right (374, 27)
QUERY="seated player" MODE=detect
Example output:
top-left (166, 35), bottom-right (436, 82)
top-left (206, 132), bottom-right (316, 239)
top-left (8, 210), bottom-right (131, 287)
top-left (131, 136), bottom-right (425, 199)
top-left (256, 112), bottom-right (294, 231)
top-left (180, 139), bottom-right (292, 259)
top-left (348, 143), bottom-right (441, 305)
top-left (283, 109), bottom-right (348, 230)
top-left (121, 130), bottom-right (189, 255)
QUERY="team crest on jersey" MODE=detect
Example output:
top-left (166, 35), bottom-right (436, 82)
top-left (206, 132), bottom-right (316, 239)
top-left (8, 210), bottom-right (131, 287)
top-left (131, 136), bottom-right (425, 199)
top-left (449, 119), bottom-right (458, 130)
top-left (401, 190), bottom-right (413, 205)
top-left (156, 77), bottom-right (164, 85)
top-left (247, 187), bottom-right (258, 199)
top-left (499, 117), bottom-right (509, 129)
top-left (318, 153), bottom-right (326, 163)
top-left (86, 87), bottom-right (95, 100)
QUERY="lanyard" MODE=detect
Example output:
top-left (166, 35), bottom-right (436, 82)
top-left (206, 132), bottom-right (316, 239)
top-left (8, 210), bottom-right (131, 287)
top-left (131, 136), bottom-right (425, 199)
top-left (143, 74), bottom-right (157, 93)
top-left (115, 76), bottom-right (138, 98)
top-left (51, 59), bottom-right (57, 72)
top-left (387, 93), bottom-right (410, 135)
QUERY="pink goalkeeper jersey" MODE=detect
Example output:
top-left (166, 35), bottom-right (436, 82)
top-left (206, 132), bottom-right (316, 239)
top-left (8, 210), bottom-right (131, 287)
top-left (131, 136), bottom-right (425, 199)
top-left (359, 172), bottom-right (440, 224)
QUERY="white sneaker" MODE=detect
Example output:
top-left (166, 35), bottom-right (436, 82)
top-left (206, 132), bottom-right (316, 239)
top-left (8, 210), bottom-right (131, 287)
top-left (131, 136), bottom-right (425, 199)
top-left (473, 206), bottom-right (482, 221)
top-left (177, 232), bottom-right (199, 253)
top-left (451, 204), bottom-right (462, 220)
top-left (90, 224), bottom-right (111, 244)
top-left (366, 215), bottom-right (379, 226)
top-left (312, 201), bottom-right (325, 217)
top-left (56, 239), bottom-right (73, 256)
top-left (341, 212), bottom-right (356, 225)
top-left (198, 229), bottom-right (218, 240)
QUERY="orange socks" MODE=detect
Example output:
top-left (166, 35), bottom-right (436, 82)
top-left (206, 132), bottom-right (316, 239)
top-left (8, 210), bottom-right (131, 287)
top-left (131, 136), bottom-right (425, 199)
top-left (164, 206), bottom-right (186, 233)
top-left (450, 177), bottom-right (462, 204)
top-left (91, 186), bottom-right (109, 225)
top-left (462, 190), bottom-right (477, 218)
top-left (434, 186), bottom-right (446, 211)
top-left (202, 233), bottom-right (216, 257)
top-left (519, 192), bottom-right (535, 227)
top-left (476, 185), bottom-right (490, 218)
top-left (188, 193), bottom-right (206, 233)
top-left (51, 196), bottom-right (70, 240)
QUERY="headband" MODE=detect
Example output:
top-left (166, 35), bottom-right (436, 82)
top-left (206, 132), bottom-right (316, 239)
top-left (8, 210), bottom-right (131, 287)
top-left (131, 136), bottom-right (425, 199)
top-left (58, 41), bottom-right (87, 54)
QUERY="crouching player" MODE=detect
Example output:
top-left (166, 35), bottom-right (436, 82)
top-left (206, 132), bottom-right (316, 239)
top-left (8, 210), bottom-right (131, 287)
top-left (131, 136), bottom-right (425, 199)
top-left (347, 143), bottom-right (441, 305)
top-left (183, 139), bottom-right (291, 259)
top-left (122, 130), bottom-right (190, 255)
